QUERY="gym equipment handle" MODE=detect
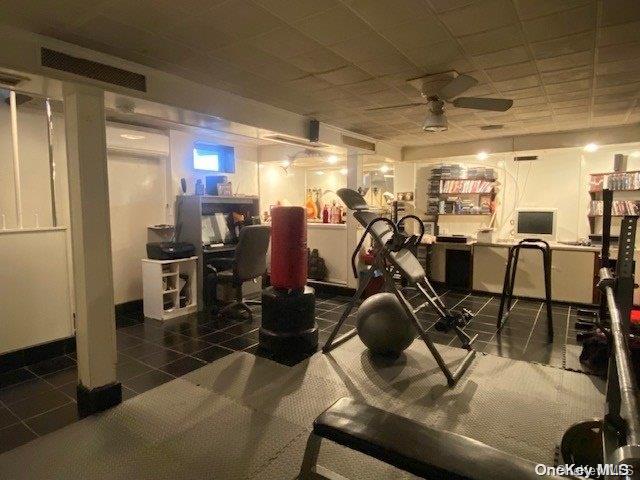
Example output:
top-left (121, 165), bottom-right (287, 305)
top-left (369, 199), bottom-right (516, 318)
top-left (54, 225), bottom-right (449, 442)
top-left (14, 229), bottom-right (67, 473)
top-left (396, 214), bottom-right (425, 245)
top-left (351, 217), bottom-right (397, 279)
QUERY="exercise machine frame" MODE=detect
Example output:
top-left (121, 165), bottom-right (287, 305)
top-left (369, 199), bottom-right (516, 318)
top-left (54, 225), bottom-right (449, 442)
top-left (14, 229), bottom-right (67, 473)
top-left (322, 189), bottom-right (477, 387)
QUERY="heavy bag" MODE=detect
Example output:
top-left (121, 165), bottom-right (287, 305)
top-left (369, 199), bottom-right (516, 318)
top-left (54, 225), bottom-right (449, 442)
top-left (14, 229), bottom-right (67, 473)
top-left (271, 206), bottom-right (307, 290)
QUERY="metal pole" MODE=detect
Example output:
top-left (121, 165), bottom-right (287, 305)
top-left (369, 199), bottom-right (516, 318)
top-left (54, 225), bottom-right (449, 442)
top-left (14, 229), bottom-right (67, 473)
top-left (9, 90), bottom-right (22, 228)
top-left (45, 98), bottom-right (58, 227)
top-left (600, 267), bottom-right (640, 445)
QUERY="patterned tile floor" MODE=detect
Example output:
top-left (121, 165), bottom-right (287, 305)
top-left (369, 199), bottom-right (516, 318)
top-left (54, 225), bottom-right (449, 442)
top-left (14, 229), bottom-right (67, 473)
top-left (0, 288), bottom-right (586, 453)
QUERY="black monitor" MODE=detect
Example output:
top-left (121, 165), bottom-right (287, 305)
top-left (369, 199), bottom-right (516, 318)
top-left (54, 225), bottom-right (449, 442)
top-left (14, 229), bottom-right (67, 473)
top-left (516, 210), bottom-right (555, 239)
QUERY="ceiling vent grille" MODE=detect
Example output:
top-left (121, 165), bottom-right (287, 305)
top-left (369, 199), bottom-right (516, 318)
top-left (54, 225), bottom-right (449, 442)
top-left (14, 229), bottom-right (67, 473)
top-left (480, 124), bottom-right (503, 130)
top-left (341, 134), bottom-right (375, 152)
top-left (0, 71), bottom-right (29, 87)
top-left (514, 155), bottom-right (538, 161)
top-left (41, 48), bottom-right (147, 92)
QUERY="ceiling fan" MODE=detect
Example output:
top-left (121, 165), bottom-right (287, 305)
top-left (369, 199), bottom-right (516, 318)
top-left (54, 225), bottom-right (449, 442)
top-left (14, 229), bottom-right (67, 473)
top-left (366, 71), bottom-right (513, 132)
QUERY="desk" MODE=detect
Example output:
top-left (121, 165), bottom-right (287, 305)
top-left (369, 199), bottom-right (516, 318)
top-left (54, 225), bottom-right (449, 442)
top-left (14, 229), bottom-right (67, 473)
top-left (203, 245), bottom-right (236, 255)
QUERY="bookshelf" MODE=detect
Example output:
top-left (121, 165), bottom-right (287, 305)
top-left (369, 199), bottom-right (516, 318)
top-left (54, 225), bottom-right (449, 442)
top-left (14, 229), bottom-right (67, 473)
top-left (588, 171), bottom-right (640, 237)
top-left (426, 165), bottom-right (497, 230)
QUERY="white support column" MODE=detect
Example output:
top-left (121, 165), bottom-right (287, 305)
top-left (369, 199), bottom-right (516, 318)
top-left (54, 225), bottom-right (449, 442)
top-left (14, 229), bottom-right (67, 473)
top-left (345, 150), bottom-right (363, 289)
top-left (63, 83), bottom-right (119, 415)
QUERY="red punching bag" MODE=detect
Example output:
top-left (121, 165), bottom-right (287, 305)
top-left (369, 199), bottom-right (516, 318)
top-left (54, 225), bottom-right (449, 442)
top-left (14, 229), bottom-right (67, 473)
top-left (271, 206), bottom-right (307, 290)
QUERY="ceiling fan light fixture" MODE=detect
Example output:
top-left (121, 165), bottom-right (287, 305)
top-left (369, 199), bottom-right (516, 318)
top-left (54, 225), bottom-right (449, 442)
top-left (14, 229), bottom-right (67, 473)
top-left (423, 99), bottom-right (447, 132)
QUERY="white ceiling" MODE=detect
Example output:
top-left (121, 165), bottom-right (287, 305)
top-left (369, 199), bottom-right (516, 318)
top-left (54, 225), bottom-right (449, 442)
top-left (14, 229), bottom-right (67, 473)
top-left (1, 0), bottom-right (639, 147)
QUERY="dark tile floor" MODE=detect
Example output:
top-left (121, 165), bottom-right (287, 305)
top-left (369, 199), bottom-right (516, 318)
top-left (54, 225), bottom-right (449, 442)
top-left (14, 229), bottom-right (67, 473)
top-left (0, 288), bottom-right (585, 453)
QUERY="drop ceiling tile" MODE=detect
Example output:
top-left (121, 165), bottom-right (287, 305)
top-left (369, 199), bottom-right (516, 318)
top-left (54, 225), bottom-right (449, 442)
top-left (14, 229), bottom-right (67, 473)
top-left (513, 96), bottom-right (547, 107)
top-left (438, 0), bottom-right (518, 37)
top-left (287, 48), bottom-right (347, 73)
top-left (252, 0), bottom-right (338, 23)
top-left (540, 65), bottom-right (592, 84)
top-left (457, 24), bottom-right (525, 55)
top-left (529, 31), bottom-right (594, 60)
top-left (552, 105), bottom-right (589, 115)
top-left (492, 74), bottom-right (540, 91)
top-left (73, 15), bottom-right (165, 53)
top-left (347, 0), bottom-right (431, 29)
top-left (595, 91), bottom-right (640, 104)
top-left (250, 27), bottom-right (320, 59)
top-left (596, 71), bottom-right (640, 87)
top-left (357, 54), bottom-right (418, 76)
top-left (601, 0), bottom-right (640, 26)
top-left (598, 42), bottom-right (640, 64)
top-left (294, 5), bottom-right (372, 45)
top-left (206, 0), bottom-right (283, 38)
top-left (547, 90), bottom-right (590, 102)
top-left (544, 78), bottom-right (592, 94)
top-left (485, 61), bottom-right (537, 81)
top-left (98, 0), bottom-right (197, 35)
top-left (522, 4), bottom-right (596, 43)
top-left (513, 0), bottom-right (591, 20)
top-left (495, 85), bottom-right (544, 98)
top-left (342, 78), bottom-right (391, 95)
top-left (165, 16), bottom-right (239, 50)
top-left (594, 82), bottom-right (640, 96)
top-left (252, 57), bottom-right (308, 82)
top-left (592, 101), bottom-right (632, 114)
top-left (535, 51), bottom-right (593, 72)
top-left (380, 17), bottom-right (451, 52)
top-left (472, 46), bottom-right (531, 69)
top-left (402, 40), bottom-right (462, 70)
top-left (315, 66), bottom-right (372, 85)
top-left (329, 32), bottom-right (401, 63)
top-left (286, 75), bottom-right (335, 92)
top-left (598, 21), bottom-right (640, 47)
top-left (551, 97), bottom-right (590, 109)
top-left (596, 59), bottom-right (640, 76)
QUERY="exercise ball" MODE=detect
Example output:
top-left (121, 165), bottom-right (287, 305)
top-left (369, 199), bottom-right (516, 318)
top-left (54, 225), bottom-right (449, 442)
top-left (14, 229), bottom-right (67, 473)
top-left (356, 293), bottom-right (415, 357)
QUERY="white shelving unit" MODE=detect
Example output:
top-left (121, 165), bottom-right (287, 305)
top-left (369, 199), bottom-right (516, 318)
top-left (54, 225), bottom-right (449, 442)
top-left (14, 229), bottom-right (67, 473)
top-left (142, 256), bottom-right (198, 320)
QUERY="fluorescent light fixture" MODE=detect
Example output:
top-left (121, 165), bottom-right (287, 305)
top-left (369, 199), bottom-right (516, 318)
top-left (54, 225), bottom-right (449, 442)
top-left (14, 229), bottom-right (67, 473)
top-left (120, 133), bottom-right (145, 140)
top-left (380, 165), bottom-right (390, 173)
top-left (423, 99), bottom-right (447, 132)
top-left (315, 170), bottom-right (324, 175)
top-left (583, 143), bottom-right (599, 152)
top-left (340, 168), bottom-right (348, 175)
top-left (476, 151), bottom-right (489, 160)
top-left (383, 174), bottom-right (394, 178)
top-left (327, 155), bottom-right (338, 164)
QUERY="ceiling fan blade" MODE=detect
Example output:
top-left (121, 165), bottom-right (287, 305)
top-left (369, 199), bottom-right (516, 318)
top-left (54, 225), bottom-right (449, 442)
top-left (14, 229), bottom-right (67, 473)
top-left (452, 97), bottom-right (513, 112)
top-left (365, 102), bottom-right (424, 111)
top-left (437, 74), bottom-right (478, 100)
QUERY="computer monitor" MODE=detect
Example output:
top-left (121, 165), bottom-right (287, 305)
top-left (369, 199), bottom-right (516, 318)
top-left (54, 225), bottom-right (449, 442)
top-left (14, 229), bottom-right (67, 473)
top-left (201, 213), bottom-right (233, 245)
top-left (516, 209), bottom-right (556, 240)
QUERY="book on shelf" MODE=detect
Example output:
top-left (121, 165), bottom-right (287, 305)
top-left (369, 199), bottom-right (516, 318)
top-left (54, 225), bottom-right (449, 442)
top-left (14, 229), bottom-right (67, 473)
top-left (589, 200), bottom-right (640, 216)
top-left (440, 179), bottom-right (494, 193)
top-left (590, 171), bottom-right (640, 192)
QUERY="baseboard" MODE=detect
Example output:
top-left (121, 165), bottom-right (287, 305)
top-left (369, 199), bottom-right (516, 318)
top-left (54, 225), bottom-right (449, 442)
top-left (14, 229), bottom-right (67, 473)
top-left (114, 299), bottom-right (143, 317)
top-left (0, 336), bottom-right (76, 374)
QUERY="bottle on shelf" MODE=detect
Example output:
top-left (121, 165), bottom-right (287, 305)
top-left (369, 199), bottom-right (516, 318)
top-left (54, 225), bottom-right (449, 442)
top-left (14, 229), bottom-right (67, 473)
top-left (322, 204), bottom-right (329, 223)
top-left (305, 189), bottom-right (317, 219)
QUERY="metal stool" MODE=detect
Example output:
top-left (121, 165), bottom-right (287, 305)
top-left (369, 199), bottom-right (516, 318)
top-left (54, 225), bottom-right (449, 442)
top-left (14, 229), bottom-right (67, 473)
top-left (497, 238), bottom-right (553, 340)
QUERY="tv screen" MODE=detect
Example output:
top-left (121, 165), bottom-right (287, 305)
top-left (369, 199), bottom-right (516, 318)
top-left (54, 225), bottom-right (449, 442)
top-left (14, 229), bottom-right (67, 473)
top-left (193, 142), bottom-right (235, 173)
top-left (517, 211), bottom-right (554, 235)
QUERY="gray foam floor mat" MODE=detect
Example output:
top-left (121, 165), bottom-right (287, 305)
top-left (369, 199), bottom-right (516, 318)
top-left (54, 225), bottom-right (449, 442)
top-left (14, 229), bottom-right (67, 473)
top-left (0, 338), bottom-right (605, 479)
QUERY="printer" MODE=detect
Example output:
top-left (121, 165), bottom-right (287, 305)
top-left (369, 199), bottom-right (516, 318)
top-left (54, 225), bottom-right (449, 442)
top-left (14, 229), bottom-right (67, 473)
top-left (146, 242), bottom-right (195, 260)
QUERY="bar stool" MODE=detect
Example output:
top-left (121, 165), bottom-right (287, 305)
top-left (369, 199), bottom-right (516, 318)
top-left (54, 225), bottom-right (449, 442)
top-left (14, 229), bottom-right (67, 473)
top-left (497, 238), bottom-right (553, 340)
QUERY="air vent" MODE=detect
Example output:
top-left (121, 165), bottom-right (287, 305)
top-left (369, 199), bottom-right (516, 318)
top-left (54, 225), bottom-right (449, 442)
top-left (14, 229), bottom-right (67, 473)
top-left (341, 134), bottom-right (375, 152)
top-left (514, 155), bottom-right (538, 161)
top-left (263, 134), bottom-right (331, 149)
top-left (41, 48), bottom-right (146, 92)
top-left (0, 71), bottom-right (29, 87)
top-left (480, 124), bottom-right (503, 130)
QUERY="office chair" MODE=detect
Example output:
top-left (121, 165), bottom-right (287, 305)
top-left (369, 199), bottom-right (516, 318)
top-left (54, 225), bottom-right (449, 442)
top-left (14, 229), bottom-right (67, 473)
top-left (209, 224), bottom-right (271, 320)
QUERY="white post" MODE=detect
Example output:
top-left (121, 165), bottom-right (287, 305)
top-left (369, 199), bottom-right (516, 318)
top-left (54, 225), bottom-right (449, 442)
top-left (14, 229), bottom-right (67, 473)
top-left (9, 90), bottom-right (22, 228)
top-left (63, 83), bottom-right (120, 416)
top-left (345, 150), bottom-right (363, 289)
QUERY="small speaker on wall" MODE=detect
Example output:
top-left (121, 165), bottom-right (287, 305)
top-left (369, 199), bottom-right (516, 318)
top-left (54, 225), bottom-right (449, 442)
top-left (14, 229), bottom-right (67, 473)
top-left (309, 119), bottom-right (319, 143)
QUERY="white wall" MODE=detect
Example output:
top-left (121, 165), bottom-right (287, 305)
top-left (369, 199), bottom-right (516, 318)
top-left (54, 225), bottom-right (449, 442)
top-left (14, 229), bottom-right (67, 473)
top-left (410, 143), bottom-right (640, 241)
top-left (258, 163), bottom-right (306, 216)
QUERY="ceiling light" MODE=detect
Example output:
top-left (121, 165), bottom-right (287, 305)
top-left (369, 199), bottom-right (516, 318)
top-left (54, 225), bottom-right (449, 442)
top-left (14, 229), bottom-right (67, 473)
top-left (120, 133), bottom-right (145, 140)
top-left (315, 170), bottom-right (324, 176)
top-left (476, 151), bottom-right (489, 160)
top-left (422, 99), bottom-right (447, 132)
top-left (340, 168), bottom-right (348, 175)
top-left (380, 165), bottom-right (390, 173)
top-left (583, 143), bottom-right (599, 152)
top-left (327, 155), bottom-right (338, 164)
top-left (282, 159), bottom-right (291, 168)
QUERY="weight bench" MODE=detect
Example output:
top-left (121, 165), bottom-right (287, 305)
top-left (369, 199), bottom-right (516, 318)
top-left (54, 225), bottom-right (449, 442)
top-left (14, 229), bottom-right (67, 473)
top-left (299, 397), bottom-right (565, 480)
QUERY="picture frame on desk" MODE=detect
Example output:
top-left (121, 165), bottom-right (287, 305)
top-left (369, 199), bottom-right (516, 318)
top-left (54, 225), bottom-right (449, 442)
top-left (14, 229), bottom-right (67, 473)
top-left (423, 221), bottom-right (436, 236)
top-left (218, 182), bottom-right (233, 196)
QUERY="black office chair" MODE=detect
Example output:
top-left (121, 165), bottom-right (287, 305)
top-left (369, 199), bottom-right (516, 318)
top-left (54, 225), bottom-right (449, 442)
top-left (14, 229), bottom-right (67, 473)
top-left (208, 225), bottom-right (271, 320)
